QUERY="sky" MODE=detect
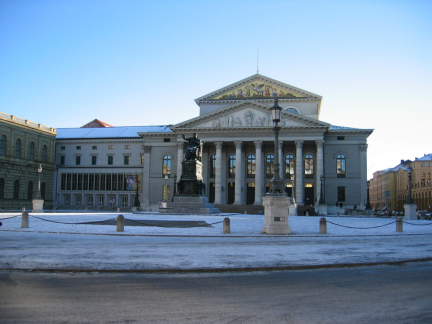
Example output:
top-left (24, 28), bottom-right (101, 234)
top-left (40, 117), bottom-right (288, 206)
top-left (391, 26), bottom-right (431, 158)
top-left (1, 0), bottom-right (431, 179)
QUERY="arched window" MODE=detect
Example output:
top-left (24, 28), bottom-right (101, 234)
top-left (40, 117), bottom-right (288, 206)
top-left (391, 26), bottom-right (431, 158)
top-left (15, 139), bottom-right (21, 158)
top-left (266, 154), bottom-right (275, 177)
top-left (336, 154), bottom-right (346, 178)
top-left (0, 135), bottom-right (6, 155)
top-left (304, 154), bottom-right (314, 176)
top-left (13, 180), bottom-right (20, 199)
top-left (162, 155), bottom-right (171, 175)
top-left (209, 154), bottom-right (216, 177)
top-left (27, 181), bottom-right (33, 200)
top-left (286, 108), bottom-right (299, 115)
top-left (285, 154), bottom-right (294, 177)
top-left (247, 154), bottom-right (256, 177)
top-left (42, 145), bottom-right (47, 162)
top-left (228, 154), bottom-right (236, 177)
top-left (29, 142), bottom-right (35, 160)
top-left (0, 178), bottom-right (4, 199)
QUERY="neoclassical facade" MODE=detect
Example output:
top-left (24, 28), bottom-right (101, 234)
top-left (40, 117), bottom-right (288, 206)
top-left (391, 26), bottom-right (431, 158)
top-left (55, 75), bottom-right (373, 212)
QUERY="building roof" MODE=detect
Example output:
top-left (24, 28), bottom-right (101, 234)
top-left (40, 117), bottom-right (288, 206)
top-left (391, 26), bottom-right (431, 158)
top-left (81, 119), bottom-right (113, 128)
top-left (56, 126), bottom-right (172, 139)
top-left (415, 153), bottom-right (432, 161)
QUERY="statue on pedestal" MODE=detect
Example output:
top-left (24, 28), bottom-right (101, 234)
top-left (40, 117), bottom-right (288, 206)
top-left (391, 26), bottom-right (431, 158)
top-left (182, 133), bottom-right (202, 162)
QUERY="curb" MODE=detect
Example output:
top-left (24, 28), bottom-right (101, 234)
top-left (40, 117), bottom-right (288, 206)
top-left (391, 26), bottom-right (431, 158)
top-left (3, 257), bottom-right (432, 274)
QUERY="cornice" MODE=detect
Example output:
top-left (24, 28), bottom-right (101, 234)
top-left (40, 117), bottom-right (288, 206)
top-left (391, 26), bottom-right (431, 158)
top-left (197, 97), bottom-right (320, 105)
top-left (137, 132), bottom-right (176, 138)
top-left (56, 139), bottom-right (144, 144)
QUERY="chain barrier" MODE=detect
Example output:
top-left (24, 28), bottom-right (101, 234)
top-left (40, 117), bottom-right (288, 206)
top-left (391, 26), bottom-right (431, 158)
top-left (29, 214), bottom-right (116, 225)
top-left (402, 220), bottom-right (432, 226)
top-left (326, 220), bottom-right (396, 230)
top-left (125, 218), bottom-right (224, 228)
top-left (0, 215), bottom-right (21, 220)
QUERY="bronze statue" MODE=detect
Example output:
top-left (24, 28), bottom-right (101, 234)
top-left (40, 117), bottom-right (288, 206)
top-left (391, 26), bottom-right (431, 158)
top-left (182, 133), bottom-right (202, 161)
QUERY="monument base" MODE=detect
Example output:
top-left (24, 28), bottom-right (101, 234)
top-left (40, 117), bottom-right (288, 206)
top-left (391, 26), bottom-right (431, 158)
top-left (404, 204), bottom-right (417, 220)
top-left (163, 196), bottom-right (220, 214)
top-left (262, 196), bottom-right (291, 235)
top-left (32, 199), bottom-right (44, 213)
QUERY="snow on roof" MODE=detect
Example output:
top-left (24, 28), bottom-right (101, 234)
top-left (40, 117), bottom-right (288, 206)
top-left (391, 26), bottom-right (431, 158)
top-left (416, 153), bottom-right (432, 161)
top-left (56, 126), bottom-right (172, 139)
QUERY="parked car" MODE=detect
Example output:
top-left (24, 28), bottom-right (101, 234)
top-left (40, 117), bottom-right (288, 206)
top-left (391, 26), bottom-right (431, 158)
top-left (416, 211), bottom-right (430, 220)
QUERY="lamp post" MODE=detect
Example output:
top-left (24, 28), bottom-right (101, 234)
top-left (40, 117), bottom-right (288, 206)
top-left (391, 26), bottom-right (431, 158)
top-left (290, 174), bottom-right (295, 201)
top-left (164, 174), bottom-right (169, 201)
top-left (319, 175), bottom-right (325, 205)
top-left (134, 179), bottom-right (141, 208)
top-left (406, 165), bottom-right (414, 204)
top-left (36, 164), bottom-right (42, 199)
top-left (172, 174), bottom-right (177, 202)
top-left (366, 180), bottom-right (372, 210)
top-left (267, 98), bottom-right (286, 196)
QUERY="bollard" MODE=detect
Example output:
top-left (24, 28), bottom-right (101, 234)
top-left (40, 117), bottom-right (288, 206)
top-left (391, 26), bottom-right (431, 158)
top-left (223, 217), bottom-right (231, 234)
top-left (52, 207), bottom-right (56, 213)
top-left (84, 207), bottom-right (88, 213)
top-left (396, 218), bottom-right (403, 232)
top-left (244, 210), bottom-right (247, 214)
top-left (21, 211), bottom-right (29, 228)
top-left (319, 217), bottom-right (327, 234)
top-left (22, 207), bottom-right (26, 212)
top-left (117, 207), bottom-right (120, 213)
top-left (117, 215), bottom-right (124, 232)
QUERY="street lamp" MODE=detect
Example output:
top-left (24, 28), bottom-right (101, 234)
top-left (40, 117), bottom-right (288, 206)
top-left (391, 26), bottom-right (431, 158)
top-left (319, 175), bottom-right (325, 204)
top-left (290, 174), bottom-right (295, 201)
top-left (366, 180), bottom-right (372, 210)
top-left (36, 164), bottom-right (42, 199)
top-left (172, 174), bottom-right (177, 202)
top-left (267, 98), bottom-right (286, 196)
top-left (164, 174), bottom-right (169, 201)
top-left (134, 179), bottom-right (141, 209)
top-left (406, 165), bottom-right (414, 204)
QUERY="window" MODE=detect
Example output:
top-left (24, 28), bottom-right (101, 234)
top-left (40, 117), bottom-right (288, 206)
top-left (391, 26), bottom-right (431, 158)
top-left (29, 142), bottom-right (35, 160)
top-left (124, 155), bottom-right (130, 165)
top-left (42, 145), bottom-right (47, 162)
top-left (285, 154), bottom-right (294, 177)
top-left (337, 136), bottom-right (345, 141)
top-left (125, 145), bottom-right (130, 149)
top-left (91, 156), bottom-right (97, 165)
top-left (0, 178), bottom-right (5, 199)
top-left (337, 186), bottom-right (345, 202)
top-left (13, 180), bottom-right (19, 199)
top-left (163, 155), bottom-right (171, 175)
top-left (60, 155), bottom-right (65, 165)
top-left (61, 146), bottom-right (65, 150)
top-left (108, 145), bottom-right (114, 149)
top-left (108, 155), bottom-right (113, 165)
top-left (287, 108), bottom-right (299, 114)
top-left (27, 181), bottom-right (33, 200)
top-left (336, 154), bottom-right (346, 178)
top-left (141, 154), bottom-right (144, 165)
top-left (228, 154), bottom-right (236, 177)
top-left (163, 138), bottom-right (171, 142)
top-left (15, 139), bottom-right (21, 158)
top-left (305, 154), bottom-right (314, 176)
top-left (122, 196), bottom-right (128, 207)
top-left (76, 146), bottom-right (81, 150)
top-left (209, 154), bottom-right (216, 177)
top-left (266, 154), bottom-right (275, 177)
top-left (0, 135), bottom-right (6, 155)
top-left (75, 156), bottom-right (81, 165)
top-left (92, 146), bottom-right (97, 150)
top-left (247, 154), bottom-right (256, 177)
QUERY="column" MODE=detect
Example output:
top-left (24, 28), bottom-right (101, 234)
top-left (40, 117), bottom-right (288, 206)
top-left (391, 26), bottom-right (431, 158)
top-left (176, 142), bottom-right (184, 179)
top-left (315, 140), bottom-right (324, 204)
top-left (295, 141), bottom-right (304, 205)
top-left (279, 141), bottom-right (284, 180)
top-left (142, 146), bottom-right (151, 207)
top-left (254, 140), bottom-right (263, 205)
top-left (359, 144), bottom-right (368, 207)
top-left (234, 140), bottom-right (243, 205)
top-left (214, 142), bottom-right (223, 204)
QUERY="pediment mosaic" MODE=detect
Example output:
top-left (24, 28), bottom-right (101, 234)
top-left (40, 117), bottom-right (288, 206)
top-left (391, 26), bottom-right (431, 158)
top-left (212, 81), bottom-right (302, 100)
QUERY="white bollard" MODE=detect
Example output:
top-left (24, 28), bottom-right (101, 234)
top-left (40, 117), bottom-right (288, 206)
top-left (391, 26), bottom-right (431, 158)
top-left (21, 211), bottom-right (29, 228)
top-left (319, 217), bottom-right (327, 234)
top-left (396, 218), bottom-right (403, 232)
top-left (223, 217), bottom-right (231, 234)
top-left (117, 215), bottom-right (124, 232)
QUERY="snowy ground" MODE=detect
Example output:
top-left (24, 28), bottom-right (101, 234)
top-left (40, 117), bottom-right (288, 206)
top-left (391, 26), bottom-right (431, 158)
top-left (1, 211), bottom-right (432, 236)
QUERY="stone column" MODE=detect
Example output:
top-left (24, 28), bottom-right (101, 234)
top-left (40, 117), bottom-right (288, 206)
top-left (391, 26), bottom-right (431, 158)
top-left (234, 140), bottom-right (243, 205)
top-left (214, 142), bottom-right (223, 204)
top-left (254, 140), bottom-right (263, 205)
top-left (142, 146), bottom-right (152, 209)
top-left (176, 142), bottom-right (184, 180)
top-left (295, 141), bottom-right (304, 205)
top-left (315, 140), bottom-right (324, 204)
top-left (359, 144), bottom-right (368, 207)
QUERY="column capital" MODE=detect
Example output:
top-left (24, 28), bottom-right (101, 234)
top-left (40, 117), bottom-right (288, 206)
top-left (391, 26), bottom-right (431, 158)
top-left (143, 146), bottom-right (152, 153)
top-left (254, 140), bottom-right (263, 149)
top-left (359, 144), bottom-right (368, 152)
top-left (215, 141), bottom-right (224, 149)
top-left (315, 140), bottom-right (325, 148)
top-left (177, 142), bottom-right (184, 148)
top-left (295, 140), bottom-right (304, 148)
top-left (234, 140), bottom-right (243, 148)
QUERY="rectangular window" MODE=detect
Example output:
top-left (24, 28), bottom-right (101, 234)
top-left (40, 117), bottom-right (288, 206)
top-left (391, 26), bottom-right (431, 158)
top-left (124, 155), bottom-right (130, 165)
top-left (91, 156), bottom-right (97, 165)
top-left (122, 196), bottom-right (128, 207)
top-left (60, 155), bottom-right (65, 166)
top-left (92, 146), bottom-right (97, 150)
top-left (61, 146), bottom-right (65, 150)
top-left (108, 156), bottom-right (113, 165)
top-left (337, 136), bottom-right (345, 141)
top-left (125, 145), bottom-right (130, 149)
top-left (337, 186), bottom-right (346, 202)
top-left (76, 146), bottom-right (81, 150)
top-left (163, 138), bottom-right (171, 142)
top-left (75, 156), bottom-right (81, 165)
top-left (108, 145), bottom-right (114, 149)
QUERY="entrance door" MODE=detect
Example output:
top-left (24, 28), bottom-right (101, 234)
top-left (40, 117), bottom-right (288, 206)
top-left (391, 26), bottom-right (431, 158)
top-left (304, 186), bottom-right (314, 206)
top-left (246, 183), bottom-right (255, 205)
top-left (227, 182), bottom-right (235, 204)
top-left (209, 182), bottom-right (215, 203)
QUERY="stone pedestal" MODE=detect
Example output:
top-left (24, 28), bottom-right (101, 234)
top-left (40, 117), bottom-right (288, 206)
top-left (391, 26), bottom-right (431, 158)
top-left (404, 204), bottom-right (417, 220)
top-left (288, 204), bottom-right (297, 216)
top-left (164, 196), bottom-right (220, 214)
top-left (262, 196), bottom-right (291, 235)
top-left (316, 204), bottom-right (328, 216)
top-left (32, 199), bottom-right (44, 213)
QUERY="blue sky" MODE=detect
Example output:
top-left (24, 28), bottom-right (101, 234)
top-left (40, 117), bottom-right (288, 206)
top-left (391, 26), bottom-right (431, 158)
top-left (1, 0), bottom-right (431, 178)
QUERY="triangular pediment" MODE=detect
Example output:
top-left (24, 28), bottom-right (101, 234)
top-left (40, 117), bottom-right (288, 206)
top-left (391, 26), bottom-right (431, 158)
top-left (195, 74), bottom-right (321, 103)
top-left (172, 101), bottom-right (329, 130)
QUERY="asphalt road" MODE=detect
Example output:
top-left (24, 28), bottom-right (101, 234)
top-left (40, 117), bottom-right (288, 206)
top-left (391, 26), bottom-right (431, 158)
top-left (1, 261), bottom-right (432, 324)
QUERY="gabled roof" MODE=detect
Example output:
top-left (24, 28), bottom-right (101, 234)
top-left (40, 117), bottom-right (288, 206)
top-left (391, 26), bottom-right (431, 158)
top-left (56, 126), bottom-right (172, 139)
top-left (81, 119), bottom-right (113, 128)
top-left (195, 74), bottom-right (322, 103)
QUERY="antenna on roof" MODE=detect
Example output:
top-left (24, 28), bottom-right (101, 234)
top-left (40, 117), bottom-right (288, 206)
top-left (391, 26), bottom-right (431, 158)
top-left (257, 47), bottom-right (259, 74)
